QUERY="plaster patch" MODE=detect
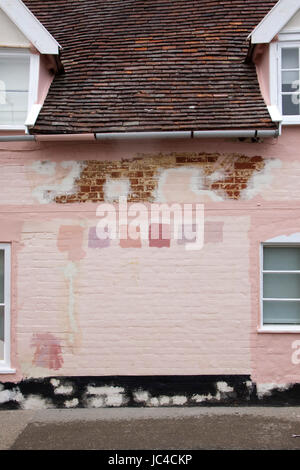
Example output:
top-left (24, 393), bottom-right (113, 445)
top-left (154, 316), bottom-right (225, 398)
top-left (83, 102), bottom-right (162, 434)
top-left (104, 177), bottom-right (131, 202)
top-left (155, 167), bottom-right (225, 203)
top-left (240, 159), bottom-right (282, 200)
top-left (32, 160), bottom-right (84, 204)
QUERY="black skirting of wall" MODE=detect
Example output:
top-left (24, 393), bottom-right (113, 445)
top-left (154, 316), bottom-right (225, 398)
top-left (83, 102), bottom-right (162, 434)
top-left (0, 375), bottom-right (299, 409)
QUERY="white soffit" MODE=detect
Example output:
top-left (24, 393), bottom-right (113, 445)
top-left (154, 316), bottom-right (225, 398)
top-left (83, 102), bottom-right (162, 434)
top-left (249, 0), bottom-right (300, 44)
top-left (0, 0), bottom-right (60, 54)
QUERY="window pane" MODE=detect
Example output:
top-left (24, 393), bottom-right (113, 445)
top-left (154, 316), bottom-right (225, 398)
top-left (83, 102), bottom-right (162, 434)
top-left (282, 48), bottom-right (299, 69)
top-left (282, 94), bottom-right (300, 115)
top-left (263, 300), bottom-right (300, 324)
top-left (0, 89), bottom-right (29, 125)
top-left (264, 246), bottom-right (300, 270)
top-left (263, 273), bottom-right (300, 298)
top-left (282, 71), bottom-right (299, 92)
top-left (0, 56), bottom-right (30, 91)
top-left (0, 55), bottom-right (30, 125)
top-left (0, 250), bottom-right (3, 304)
top-left (0, 306), bottom-right (3, 361)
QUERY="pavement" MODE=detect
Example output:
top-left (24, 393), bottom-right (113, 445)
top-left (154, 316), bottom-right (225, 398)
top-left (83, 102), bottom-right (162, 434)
top-left (2, 407), bottom-right (300, 450)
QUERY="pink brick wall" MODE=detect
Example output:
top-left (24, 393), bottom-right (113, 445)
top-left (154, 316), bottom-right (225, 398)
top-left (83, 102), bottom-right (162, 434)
top-left (1, 128), bottom-right (300, 387)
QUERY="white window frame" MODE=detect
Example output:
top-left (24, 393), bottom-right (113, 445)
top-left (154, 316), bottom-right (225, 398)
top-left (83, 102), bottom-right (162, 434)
top-left (270, 41), bottom-right (300, 125)
top-left (259, 242), bottom-right (300, 333)
top-left (0, 48), bottom-right (39, 131)
top-left (0, 243), bottom-right (14, 373)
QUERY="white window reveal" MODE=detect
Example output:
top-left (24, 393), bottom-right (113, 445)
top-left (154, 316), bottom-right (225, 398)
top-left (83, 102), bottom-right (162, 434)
top-left (0, 49), bottom-right (39, 130)
top-left (0, 244), bottom-right (13, 373)
top-left (261, 244), bottom-right (300, 332)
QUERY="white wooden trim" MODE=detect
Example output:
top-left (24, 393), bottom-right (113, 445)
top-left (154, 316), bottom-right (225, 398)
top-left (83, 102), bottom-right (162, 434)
top-left (250, 0), bottom-right (300, 44)
top-left (0, 243), bottom-right (11, 371)
top-left (260, 242), bottom-right (300, 332)
top-left (0, 48), bottom-right (39, 129)
top-left (269, 42), bottom-right (279, 109)
top-left (0, 0), bottom-right (60, 54)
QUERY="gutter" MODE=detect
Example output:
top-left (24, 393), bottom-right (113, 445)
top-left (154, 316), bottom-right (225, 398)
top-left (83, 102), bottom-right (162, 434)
top-left (0, 129), bottom-right (279, 142)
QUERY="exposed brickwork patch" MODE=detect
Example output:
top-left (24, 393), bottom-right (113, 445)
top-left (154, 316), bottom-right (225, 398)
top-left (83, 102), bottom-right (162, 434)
top-left (55, 153), bottom-right (265, 203)
top-left (54, 153), bottom-right (265, 203)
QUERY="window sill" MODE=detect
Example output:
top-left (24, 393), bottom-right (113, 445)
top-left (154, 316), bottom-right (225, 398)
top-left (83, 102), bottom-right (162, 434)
top-left (0, 366), bottom-right (16, 374)
top-left (258, 327), bottom-right (300, 333)
top-left (0, 125), bottom-right (26, 131)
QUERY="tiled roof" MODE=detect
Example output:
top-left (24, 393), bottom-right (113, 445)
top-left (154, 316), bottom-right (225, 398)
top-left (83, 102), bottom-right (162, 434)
top-left (23, 0), bottom-right (278, 134)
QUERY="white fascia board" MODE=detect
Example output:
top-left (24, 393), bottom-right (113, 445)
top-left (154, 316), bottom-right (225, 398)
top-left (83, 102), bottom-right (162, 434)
top-left (0, 0), bottom-right (60, 54)
top-left (249, 0), bottom-right (300, 44)
top-left (25, 103), bottom-right (42, 127)
top-left (267, 105), bottom-right (282, 122)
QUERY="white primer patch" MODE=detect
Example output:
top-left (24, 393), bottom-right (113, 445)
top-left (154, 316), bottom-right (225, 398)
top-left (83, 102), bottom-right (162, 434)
top-left (86, 385), bottom-right (126, 407)
top-left (86, 396), bottom-right (105, 408)
top-left (159, 395), bottom-right (171, 406)
top-left (32, 160), bottom-right (84, 204)
top-left (240, 158), bottom-right (282, 200)
top-left (54, 385), bottom-right (73, 396)
top-left (256, 383), bottom-right (289, 399)
top-left (191, 394), bottom-right (213, 403)
top-left (21, 395), bottom-right (52, 410)
top-left (217, 382), bottom-right (234, 393)
top-left (133, 390), bottom-right (150, 403)
top-left (0, 389), bottom-right (15, 404)
top-left (148, 397), bottom-right (159, 407)
top-left (172, 395), bottom-right (188, 405)
top-left (64, 398), bottom-right (79, 408)
top-left (50, 378), bottom-right (60, 387)
top-left (104, 177), bottom-right (131, 202)
top-left (87, 386), bottom-right (125, 396)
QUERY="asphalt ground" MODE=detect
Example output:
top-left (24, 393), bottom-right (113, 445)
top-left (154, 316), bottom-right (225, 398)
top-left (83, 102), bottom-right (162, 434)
top-left (1, 407), bottom-right (300, 451)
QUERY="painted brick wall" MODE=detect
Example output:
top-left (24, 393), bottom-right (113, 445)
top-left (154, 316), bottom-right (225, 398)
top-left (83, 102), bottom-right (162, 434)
top-left (0, 128), bottom-right (300, 395)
